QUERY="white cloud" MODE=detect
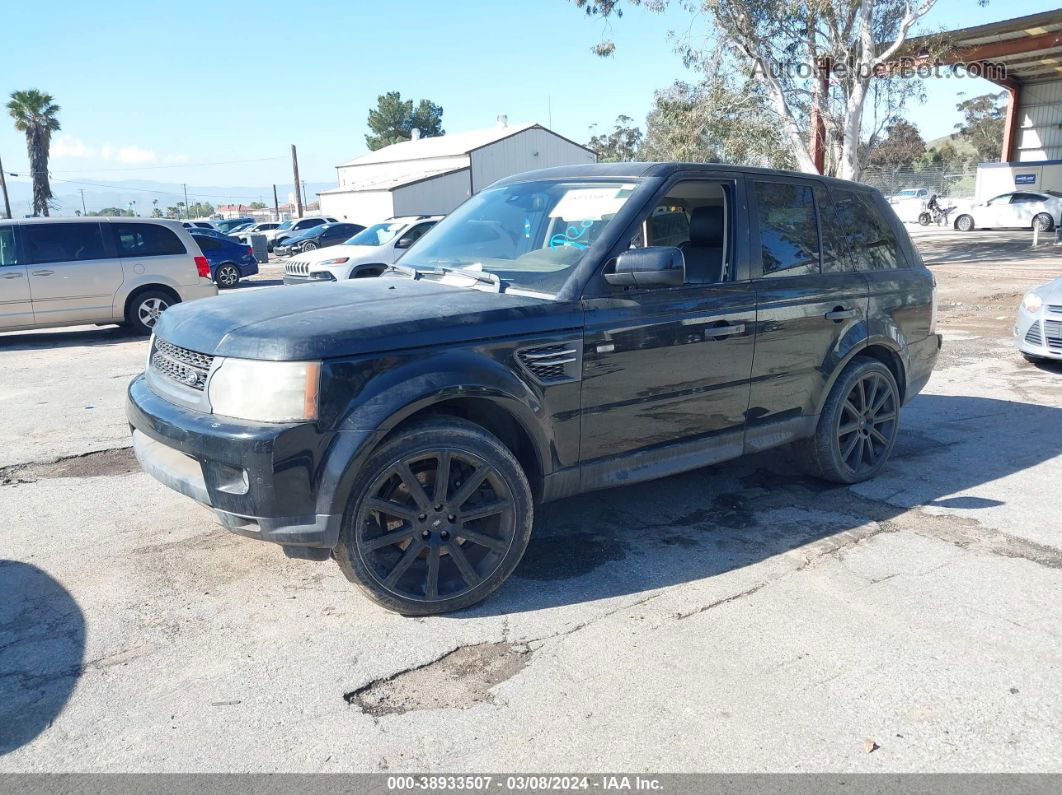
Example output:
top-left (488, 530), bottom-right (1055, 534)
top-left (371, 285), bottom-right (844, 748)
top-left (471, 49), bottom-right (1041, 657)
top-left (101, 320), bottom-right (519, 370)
top-left (52, 135), bottom-right (94, 158)
top-left (162, 153), bottom-right (190, 165)
top-left (114, 145), bottom-right (157, 164)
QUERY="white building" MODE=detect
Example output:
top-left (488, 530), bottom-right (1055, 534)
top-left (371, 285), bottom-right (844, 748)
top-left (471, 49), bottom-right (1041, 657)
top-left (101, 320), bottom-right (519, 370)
top-left (318, 121), bottom-right (597, 224)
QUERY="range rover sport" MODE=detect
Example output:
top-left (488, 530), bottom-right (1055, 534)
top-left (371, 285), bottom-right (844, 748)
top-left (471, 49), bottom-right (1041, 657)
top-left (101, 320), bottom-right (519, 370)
top-left (127, 163), bottom-right (940, 615)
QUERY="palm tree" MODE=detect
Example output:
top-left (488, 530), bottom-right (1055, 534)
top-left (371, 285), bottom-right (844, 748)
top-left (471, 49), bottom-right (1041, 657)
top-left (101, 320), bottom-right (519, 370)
top-left (7, 90), bottom-right (61, 217)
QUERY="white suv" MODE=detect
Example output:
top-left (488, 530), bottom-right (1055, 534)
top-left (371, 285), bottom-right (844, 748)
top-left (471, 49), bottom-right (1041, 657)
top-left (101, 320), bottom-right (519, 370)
top-left (0, 217), bottom-right (217, 335)
top-left (282, 215), bottom-right (440, 284)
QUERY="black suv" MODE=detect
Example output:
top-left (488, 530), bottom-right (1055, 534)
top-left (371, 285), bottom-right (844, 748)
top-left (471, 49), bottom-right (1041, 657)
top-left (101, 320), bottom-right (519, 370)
top-left (127, 163), bottom-right (940, 615)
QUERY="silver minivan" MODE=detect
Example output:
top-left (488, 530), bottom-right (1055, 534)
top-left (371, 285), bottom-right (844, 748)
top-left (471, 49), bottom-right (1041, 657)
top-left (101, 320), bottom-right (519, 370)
top-left (0, 217), bottom-right (217, 335)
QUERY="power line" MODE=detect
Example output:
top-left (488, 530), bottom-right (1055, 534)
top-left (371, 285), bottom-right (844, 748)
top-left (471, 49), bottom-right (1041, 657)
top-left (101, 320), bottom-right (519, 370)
top-left (49, 155), bottom-right (288, 173)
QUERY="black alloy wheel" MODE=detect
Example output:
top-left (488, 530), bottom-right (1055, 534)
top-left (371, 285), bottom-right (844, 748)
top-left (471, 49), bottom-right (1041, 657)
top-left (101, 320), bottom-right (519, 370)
top-left (334, 418), bottom-right (533, 615)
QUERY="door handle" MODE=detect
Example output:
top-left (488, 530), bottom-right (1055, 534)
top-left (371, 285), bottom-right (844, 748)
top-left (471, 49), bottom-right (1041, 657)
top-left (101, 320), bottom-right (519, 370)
top-left (31, 269), bottom-right (55, 276)
top-left (825, 307), bottom-right (857, 321)
top-left (2, 272), bottom-right (23, 279)
top-left (704, 323), bottom-right (745, 339)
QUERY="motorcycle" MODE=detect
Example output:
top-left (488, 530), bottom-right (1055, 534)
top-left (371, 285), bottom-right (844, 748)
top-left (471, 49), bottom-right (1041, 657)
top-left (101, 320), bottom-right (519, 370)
top-left (918, 204), bottom-right (954, 227)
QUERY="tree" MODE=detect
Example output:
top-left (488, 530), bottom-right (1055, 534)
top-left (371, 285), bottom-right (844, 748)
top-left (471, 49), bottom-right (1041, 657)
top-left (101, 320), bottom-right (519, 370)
top-left (6, 89), bottom-right (61, 216)
top-left (865, 118), bottom-right (925, 170)
top-left (151, 208), bottom-right (163, 218)
top-left (92, 207), bottom-right (132, 217)
top-left (250, 201), bottom-right (266, 210)
top-left (365, 91), bottom-right (444, 150)
top-left (955, 91), bottom-right (1006, 163)
top-left (641, 76), bottom-right (794, 168)
top-left (572, 0), bottom-right (941, 180)
top-left (588, 115), bottom-right (644, 161)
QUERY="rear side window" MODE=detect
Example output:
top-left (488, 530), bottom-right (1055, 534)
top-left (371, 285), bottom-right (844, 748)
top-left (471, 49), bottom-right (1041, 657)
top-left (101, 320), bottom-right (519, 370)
top-left (814, 185), bottom-right (852, 273)
top-left (195, 236), bottom-right (223, 251)
top-left (114, 223), bottom-right (186, 257)
top-left (834, 190), bottom-right (906, 271)
top-left (753, 181), bottom-right (820, 276)
top-left (0, 226), bottom-right (18, 266)
top-left (23, 223), bottom-right (106, 264)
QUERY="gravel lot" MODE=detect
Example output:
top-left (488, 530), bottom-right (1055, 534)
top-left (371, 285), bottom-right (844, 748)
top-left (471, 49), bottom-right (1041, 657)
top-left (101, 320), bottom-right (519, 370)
top-left (1, 228), bottom-right (1060, 772)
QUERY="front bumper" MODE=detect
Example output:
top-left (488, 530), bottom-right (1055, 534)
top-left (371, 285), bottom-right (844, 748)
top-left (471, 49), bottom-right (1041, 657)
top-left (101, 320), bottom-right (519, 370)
top-left (1015, 307), bottom-right (1062, 359)
top-left (126, 375), bottom-right (378, 552)
top-left (282, 272), bottom-right (334, 286)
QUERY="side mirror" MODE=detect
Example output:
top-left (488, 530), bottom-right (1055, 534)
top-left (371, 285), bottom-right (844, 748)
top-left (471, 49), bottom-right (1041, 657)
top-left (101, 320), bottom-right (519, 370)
top-left (604, 247), bottom-right (684, 287)
top-left (395, 235), bottom-right (415, 249)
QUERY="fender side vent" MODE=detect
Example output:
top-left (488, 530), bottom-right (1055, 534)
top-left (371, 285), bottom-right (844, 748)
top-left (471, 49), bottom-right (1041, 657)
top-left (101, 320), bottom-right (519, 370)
top-left (1025, 322), bottom-right (1042, 346)
top-left (516, 342), bottom-right (582, 384)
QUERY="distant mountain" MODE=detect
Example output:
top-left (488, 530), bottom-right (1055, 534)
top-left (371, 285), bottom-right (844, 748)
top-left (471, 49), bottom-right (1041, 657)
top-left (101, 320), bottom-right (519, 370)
top-left (3, 178), bottom-right (336, 218)
top-left (925, 133), bottom-right (977, 159)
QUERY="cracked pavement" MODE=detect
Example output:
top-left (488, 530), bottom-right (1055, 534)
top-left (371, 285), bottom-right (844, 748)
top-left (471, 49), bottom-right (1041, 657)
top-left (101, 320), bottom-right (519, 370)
top-left (1, 228), bottom-right (1060, 771)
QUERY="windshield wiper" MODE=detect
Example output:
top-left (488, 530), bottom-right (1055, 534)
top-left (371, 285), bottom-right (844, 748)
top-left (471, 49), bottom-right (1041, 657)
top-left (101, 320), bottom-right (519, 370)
top-left (437, 265), bottom-right (504, 292)
top-left (384, 262), bottom-right (421, 279)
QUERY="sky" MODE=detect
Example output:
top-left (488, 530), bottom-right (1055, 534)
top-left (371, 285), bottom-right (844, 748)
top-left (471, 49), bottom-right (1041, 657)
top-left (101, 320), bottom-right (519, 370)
top-left (1, 0), bottom-right (1058, 201)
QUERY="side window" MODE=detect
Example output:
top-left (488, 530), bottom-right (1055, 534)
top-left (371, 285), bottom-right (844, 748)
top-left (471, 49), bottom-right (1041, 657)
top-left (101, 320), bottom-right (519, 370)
top-left (814, 185), bottom-right (851, 273)
top-left (23, 223), bottom-right (106, 264)
top-left (833, 190), bottom-right (906, 271)
top-left (0, 226), bottom-right (18, 266)
top-left (114, 223), bottom-right (186, 257)
top-left (404, 222), bottom-right (435, 244)
top-left (753, 181), bottom-right (819, 276)
top-left (195, 236), bottom-right (222, 251)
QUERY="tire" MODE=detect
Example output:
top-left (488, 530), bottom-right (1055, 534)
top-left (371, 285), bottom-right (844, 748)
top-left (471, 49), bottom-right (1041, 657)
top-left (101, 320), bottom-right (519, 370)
top-left (1022, 353), bottom-right (1045, 363)
top-left (333, 417), bottom-right (534, 616)
top-left (918, 212), bottom-right (931, 226)
top-left (795, 357), bottom-right (900, 484)
top-left (1033, 213), bottom-right (1054, 232)
top-left (126, 289), bottom-right (178, 335)
top-left (301, 241), bottom-right (318, 252)
top-left (215, 263), bottom-right (240, 288)
top-left (955, 214), bottom-right (975, 232)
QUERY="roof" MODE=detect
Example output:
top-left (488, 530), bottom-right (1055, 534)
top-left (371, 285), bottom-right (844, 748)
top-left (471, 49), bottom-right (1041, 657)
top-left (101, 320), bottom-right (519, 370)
top-left (319, 165), bottom-right (469, 195)
top-left (337, 122), bottom-right (593, 167)
top-left (906, 9), bottom-right (1062, 83)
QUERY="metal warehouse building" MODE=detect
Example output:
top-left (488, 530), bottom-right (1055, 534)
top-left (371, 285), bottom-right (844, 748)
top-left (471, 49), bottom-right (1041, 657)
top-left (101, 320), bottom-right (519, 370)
top-left (318, 120), bottom-right (597, 224)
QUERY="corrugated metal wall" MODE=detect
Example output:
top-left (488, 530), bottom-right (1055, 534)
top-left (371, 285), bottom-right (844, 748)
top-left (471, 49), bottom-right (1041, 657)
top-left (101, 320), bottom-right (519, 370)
top-left (318, 189), bottom-right (395, 225)
top-left (470, 128), bottom-right (596, 193)
top-left (392, 169), bottom-right (473, 216)
top-left (1016, 79), bottom-right (1062, 162)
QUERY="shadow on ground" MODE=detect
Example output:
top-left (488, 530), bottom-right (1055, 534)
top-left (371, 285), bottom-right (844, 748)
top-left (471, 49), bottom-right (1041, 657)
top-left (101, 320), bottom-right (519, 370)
top-left (0, 561), bottom-right (85, 756)
top-left (0, 325), bottom-right (143, 351)
top-left (463, 393), bottom-right (1061, 616)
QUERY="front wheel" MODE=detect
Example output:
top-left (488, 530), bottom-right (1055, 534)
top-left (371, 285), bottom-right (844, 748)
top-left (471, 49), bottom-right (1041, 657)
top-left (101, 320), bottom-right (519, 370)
top-left (1033, 213), bottom-right (1054, 232)
top-left (215, 263), bottom-right (240, 288)
top-left (955, 214), bottom-right (975, 232)
top-left (918, 212), bottom-right (931, 226)
top-left (301, 241), bottom-right (318, 252)
top-left (795, 358), bottom-right (900, 484)
top-left (333, 417), bottom-right (533, 616)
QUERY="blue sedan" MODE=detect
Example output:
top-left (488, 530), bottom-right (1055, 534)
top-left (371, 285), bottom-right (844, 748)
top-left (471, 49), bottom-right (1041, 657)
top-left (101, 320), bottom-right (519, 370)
top-left (191, 231), bottom-right (259, 288)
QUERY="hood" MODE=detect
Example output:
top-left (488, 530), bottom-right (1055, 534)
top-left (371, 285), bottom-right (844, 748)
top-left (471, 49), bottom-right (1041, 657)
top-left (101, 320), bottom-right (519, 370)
top-left (154, 276), bottom-right (580, 360)
top-left (296, 243), bottom-right (382, 266)
top-left (1033, 275), bottom-right (1062, 299)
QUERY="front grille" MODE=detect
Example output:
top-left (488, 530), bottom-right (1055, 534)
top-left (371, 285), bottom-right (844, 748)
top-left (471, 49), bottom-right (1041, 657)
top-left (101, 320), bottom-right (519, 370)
top-left (1045, 319), bottom-right (1062, 349)
top-left (1047, 304), bottom-right (1062, 315)
top-left (151, 338), bottom-right (214, 391)
top-left (1025, 322), bottom-right (1042, 346)
top-left (516, 343), bottom-right (581, 384)
top-left (285, 260), bottom-right (309, 276)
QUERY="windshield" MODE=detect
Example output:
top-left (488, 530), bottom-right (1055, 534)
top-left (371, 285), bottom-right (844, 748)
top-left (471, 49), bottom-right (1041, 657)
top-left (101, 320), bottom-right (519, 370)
top-left (896, 189), bottom-right (918, 197)
top-left (347, 221), bottom-right (407, 246)
top-left (400, 179), bottom-right (641, 294)
top-left (278, 220), bottom-right (294, 231)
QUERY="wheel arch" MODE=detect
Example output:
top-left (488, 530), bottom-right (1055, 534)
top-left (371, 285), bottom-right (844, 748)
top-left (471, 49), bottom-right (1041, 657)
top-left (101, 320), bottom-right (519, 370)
top-left (813, 339), bottom-right (907, 416)
top-left (122, 282), bottom-right (181, 322)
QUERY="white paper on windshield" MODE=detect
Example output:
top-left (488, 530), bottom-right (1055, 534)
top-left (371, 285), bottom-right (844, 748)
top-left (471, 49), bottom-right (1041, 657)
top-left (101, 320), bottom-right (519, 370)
top-left (549, 185), bottom-right (635, 221)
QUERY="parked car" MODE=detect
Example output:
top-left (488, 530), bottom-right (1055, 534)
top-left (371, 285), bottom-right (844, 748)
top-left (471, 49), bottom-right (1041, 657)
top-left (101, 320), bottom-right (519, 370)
top-left (182, 220), bottom-right (215, 230)
top-left (953, 191), bottom-right (1062, 232)
top-left (127, 163), bottom-right (940, 615)
top-left (1014, 276), bottom-right (1062, 363)
top-left (235, 222), bottom-right (281, 244)
top-left (282, 216), bottom-right (441, 284)
top-left (273, 222), bottom-right (366, 258)
top-left (264, 216), bottom-right (337, 251)
top-left (188, 227), bottom-right (239, 242)
top-left (214, 217), bottom-right (255, 234)
top-left (189, 230), bottom-right (259, 288)
top-left (887, 187), bottom-right (930, 223)
top-left (0, 217), bottom-right (216, 335)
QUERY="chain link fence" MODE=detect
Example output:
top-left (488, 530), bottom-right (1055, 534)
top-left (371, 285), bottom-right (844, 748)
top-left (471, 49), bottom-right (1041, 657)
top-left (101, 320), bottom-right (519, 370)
top-left (860, 166), bottom-right (978, 200)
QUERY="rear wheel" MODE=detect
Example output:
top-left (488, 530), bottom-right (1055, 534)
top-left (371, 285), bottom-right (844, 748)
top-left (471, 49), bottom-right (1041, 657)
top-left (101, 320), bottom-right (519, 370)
top-left (215, 263), bottom-right (240, 288)
top-left (955, 214), bottom-right (975, 232)
top-left (126, 289), bottom-right (177, 335)
top-left (334, 417), bottom-right (533, 616)
top-left (1033, 212), bottom-right (1054, 232)
top-left (918, 212), bottom-right (931, 226)
top-left (796, 358), bottom-right (900, 484)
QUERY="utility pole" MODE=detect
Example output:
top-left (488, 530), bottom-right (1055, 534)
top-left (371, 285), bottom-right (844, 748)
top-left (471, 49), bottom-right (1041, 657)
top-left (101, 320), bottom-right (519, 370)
top-left (0, 154), bottom-right (11, 219)
top-left (301, 180), bottom-right (308, 211)
top-left (291, 144), bottom-right (303, 218)
top-left (183, 184), bottom-right (189, 219)
top-left (273, 184), bottom-right (280, 222)
top-left (80, 189), bottom-right (87, 216)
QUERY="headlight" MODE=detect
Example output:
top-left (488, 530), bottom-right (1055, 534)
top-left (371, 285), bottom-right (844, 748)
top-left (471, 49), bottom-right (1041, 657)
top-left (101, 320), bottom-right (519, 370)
top-left (1022, 292), bottom-right (1043, 313)
top-left (318, 257), bottom-right (350, 265)
top-left (208, 359), bottom-right (320, 422)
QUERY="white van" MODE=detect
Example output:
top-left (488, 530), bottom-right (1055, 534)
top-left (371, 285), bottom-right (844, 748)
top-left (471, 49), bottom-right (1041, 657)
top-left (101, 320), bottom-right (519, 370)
top-left (0, 217), bottom-right (217, 335)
